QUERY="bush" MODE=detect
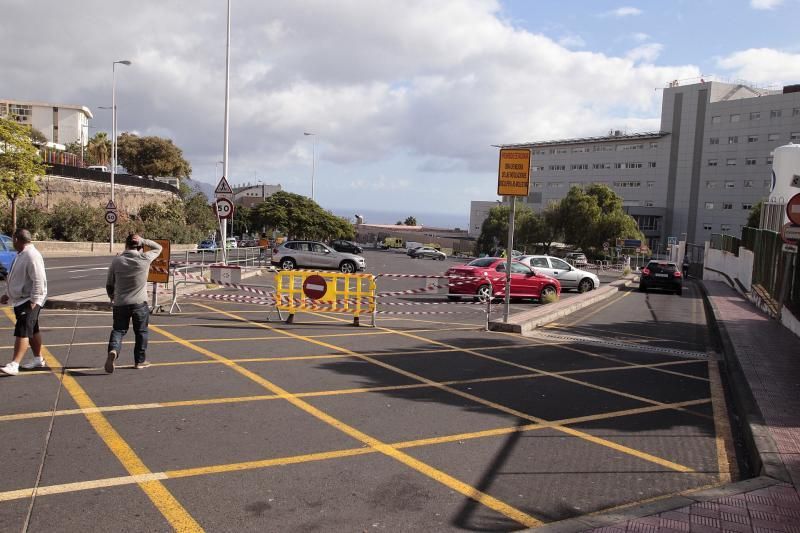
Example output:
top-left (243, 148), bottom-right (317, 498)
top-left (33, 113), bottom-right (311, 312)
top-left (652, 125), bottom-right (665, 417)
top-left (0, 204), bottom-right (51, 239)
top-left (48, 201), bottom-right (107, 241)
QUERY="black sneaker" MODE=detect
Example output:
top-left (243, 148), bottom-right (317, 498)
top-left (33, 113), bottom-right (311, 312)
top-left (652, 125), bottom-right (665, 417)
top-left (105, 351), bottom-right (118, 374)
top-left (134, 361), bottom-right (152, 369)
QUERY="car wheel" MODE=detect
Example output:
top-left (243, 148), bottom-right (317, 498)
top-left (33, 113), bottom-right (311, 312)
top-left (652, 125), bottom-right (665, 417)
top-left (280, 258), bottom-right (296, 270)
top-left (340, 261), bottom-right (356, 274)
top-left (439, 255), bottom-right (445, 261)
top-left (540, 285), bottom-right (556, 301)
top-left (578, 278), bottom-right (594, 293)
top-left (475, 284), bottom-right (493, 303)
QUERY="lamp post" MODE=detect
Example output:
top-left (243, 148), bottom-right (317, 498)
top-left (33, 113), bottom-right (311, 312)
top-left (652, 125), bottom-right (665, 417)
top-left (303, 132), bottom-right (316, 201)
top-left (110, 59), bottom-right (131, 252)
top-left (215, 160), bottom-right (224, 179)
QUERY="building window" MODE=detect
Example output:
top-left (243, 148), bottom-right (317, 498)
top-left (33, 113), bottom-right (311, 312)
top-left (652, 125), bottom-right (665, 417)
top-left (569, 182), bottom-right (581, 188)
top-left (547, 182), bottom-right (563, 188)
top-left (709, 137), bottom-right (719, 145)
top-left (723, 203), bottom-right (733, 210)
top-left (650, 142), bottom-right (658, 149)
top-left (570, 164), bottom-right (588, 170)
top-left (532, 166), bottom-right (543, 172)
top-left (532, 182), bottom-right (543, 188)
top-left (706, 181), bottom-right (718, 189)
top-left (644, 200), bottom-right (654, 207)
top-left (548, 165), bottom-right (565, 171)
top-left (534, 149), bottom-right (547, 155)
top-left (648, 161), bottom-right (656, 168)
top-left (725, 181), bottom-right (735, 188)
top-left (768, 133), bottom-right (780, 141)
top-left (711, 115), bottom-right (721, 124)
top-left (726, 158), bottom-right (737, 166)
top-left (612, 181), bottom-right (641, 188)
top-left (745, 158), bottom-right (757, 166)
top-left (770, 109), bottom-right (782, 119)
top-left (705, 202), bottom-right (714, 210)
top-left (742, 203), bottom-right (753, 210)
top-left (556, 148), bottom-right (568, 154)
top-left (791, 132), bottom-right (800, 141)
top-left (721, 224), bottom-right (732, 232)
top-left (748, 135), bottom-right (759, 143)
top-left (703, 223), bottom-right (713, 231)
top-left (744, 180), bottom-right (753, 188)
top-left (708, 159), bottom-right (718, 166)
top-left (728, 136), bottom-right (738, 144)
top-left (730, 114), bottom-right (740, 123)
top-left (750, 111), bottom-right (761, 120)
top-left (647, 181), bottom-right (655, 188)
top-left (8, 103), bottom-right (32, 122)
top-left (636, 215), bottom-right (660, 231)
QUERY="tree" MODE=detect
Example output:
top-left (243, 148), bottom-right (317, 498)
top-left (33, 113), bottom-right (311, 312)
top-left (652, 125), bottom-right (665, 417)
top-left (86, 132), bottom-right (111, 166)
top-left (117, 133), bottom-right (192, 177)
top-left (28, 127), bottom-right (48, 146)
top-left (251, 191), bottom-right (354, 240)
top-left (0, 117), bottom-right (47, 232)
top-left (475, 203), bottom-right (534, 254)
top-left (404, 216), bottom-right (417, 226)
top-left (745, 200), bottom-right (762, 229)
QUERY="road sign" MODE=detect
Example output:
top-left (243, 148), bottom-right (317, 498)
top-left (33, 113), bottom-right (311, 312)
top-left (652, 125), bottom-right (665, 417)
top-left (147, 240), bottom-right (170, 284)
top-left (104, 211), bottom-right (117, 224)
top-left (215, 176), bottom-right (234, 197)
top-left (783, 243), bottom-right (798, 253)
top-left (603, 241), bottom-right (609, 250)
top-left (786, 193), bottom-right (800, 226)
top-left (105, 199), bottom-right (117, 211)
top-left (667, 236), bottom-right (678, 245)
top-left (791, 174), bottom-right (800, 189)
top-left (302, 274), bottom-right (327, 300)
top-left (781, 223), bottom-right (800, 244)
top-left (497, 148), bottom-right (531, 197)
top-left (215, 197), bottom-right (234, 219)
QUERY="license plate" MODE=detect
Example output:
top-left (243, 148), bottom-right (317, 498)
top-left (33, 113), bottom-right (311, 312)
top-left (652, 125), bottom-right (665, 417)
top-left (654, 273), bottom-right (668, 278)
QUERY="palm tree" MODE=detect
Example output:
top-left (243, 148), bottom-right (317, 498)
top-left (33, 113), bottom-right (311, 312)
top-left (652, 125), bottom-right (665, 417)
top-left (86, 132), bottom-right (111, 166)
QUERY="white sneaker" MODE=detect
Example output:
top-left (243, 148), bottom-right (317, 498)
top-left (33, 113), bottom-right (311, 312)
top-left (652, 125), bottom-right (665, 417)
top-left (21, 357), bottom-right (47, 370)
top-left (0, 362), bottom-right (19, 376)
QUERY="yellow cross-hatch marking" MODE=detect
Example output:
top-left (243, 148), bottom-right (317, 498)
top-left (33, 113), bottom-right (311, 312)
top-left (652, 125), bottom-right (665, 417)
top-left (1, 308), bottom-right (203, 532)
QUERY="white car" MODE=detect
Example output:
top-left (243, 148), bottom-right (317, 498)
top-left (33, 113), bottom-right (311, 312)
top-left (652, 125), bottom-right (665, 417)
top-left (519, 255), bottom-right (599, 293)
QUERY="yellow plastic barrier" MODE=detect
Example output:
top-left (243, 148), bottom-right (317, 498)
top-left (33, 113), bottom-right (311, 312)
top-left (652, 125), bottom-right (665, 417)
top-left (275, 270), bottom-right (376, 326)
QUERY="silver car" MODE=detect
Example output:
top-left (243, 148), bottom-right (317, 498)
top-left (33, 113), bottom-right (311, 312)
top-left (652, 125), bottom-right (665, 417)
top-left (410, 246), bottom-right (446, 260)
top-left (519, 255), bottom-right (599, 293)
top-left (271, 240), bottom-right (366, 273)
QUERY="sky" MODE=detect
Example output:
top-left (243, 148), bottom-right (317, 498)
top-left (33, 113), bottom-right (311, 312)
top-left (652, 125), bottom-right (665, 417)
top-left (3, 0), bottom-right (800, 227)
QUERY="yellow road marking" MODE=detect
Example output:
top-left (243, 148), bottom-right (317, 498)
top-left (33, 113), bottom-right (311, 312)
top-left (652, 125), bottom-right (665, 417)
top-left (0, 397), bottom-right (713, 504)
top-left (203, 305), bottom-right (696, 475)
top-left (708, 361), bottom-right (737, 482)
top-left (150, 318), bottom-right (542, 528)
top-left (1, 309), bottom-right (202, 532)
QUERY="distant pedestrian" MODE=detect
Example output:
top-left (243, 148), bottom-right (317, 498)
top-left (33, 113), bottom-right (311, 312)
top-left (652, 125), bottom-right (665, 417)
top-left (105, 234), bottom-right (162, 373)
top-left (0, 229), bottom-right (48, 376)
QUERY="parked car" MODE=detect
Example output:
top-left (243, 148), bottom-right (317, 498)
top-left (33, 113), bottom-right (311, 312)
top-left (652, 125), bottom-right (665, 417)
top-left (272, 240), bottom-right (366, 273)
top-left (639, 260), bottom-right (683, 295)
top-left (330, 239), bottom-right (363, 254)
top-left (410, 246), bottom-right (446, 260)
top-left (197, 239), bottom-right (217, 250)
top-left (0, 234), bottom-right (16, 279)
top-left (226, 237), bottom-right (238, 249)
top-left (86, 165), bottom-right (109, 172)
top-left (519, 255), bottom-right (599, 293)
top-left (445, 257), bottom-right (560, 302)
top-left (565, 252), bottom-right (589, 267)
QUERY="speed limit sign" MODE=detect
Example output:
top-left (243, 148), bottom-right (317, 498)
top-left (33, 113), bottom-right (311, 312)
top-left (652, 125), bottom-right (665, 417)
top-left (215, 198), bottom-right (235, 219)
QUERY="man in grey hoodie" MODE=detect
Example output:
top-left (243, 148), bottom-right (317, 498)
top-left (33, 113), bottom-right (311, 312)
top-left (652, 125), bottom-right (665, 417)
top-left (105, 234), bottom-right (162, 373)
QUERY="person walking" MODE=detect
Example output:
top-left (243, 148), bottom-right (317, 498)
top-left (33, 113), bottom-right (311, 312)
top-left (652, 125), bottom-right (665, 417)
top-left (105, 234), bottom-right (162, 373)
top-left (0, 229), bottom-right (48, 376)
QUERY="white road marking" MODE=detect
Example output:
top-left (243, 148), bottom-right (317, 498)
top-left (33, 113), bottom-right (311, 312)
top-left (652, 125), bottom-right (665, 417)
top-left (66, 267), bottom-right (108, 273)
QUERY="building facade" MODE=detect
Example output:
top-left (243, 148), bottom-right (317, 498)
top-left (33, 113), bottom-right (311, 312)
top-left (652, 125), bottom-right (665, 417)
top-left (232, 183), bottom-right (282, 207)
top-left (469, 201), bottom-right (500, 237)
top-left (490, 81), bottom-right (800, 251)
top-left (0, 98), bottom-right (92, 147)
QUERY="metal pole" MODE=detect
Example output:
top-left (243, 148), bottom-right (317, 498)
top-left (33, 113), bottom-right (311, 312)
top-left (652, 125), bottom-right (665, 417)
top-left (503, 196), bottom-right (515, 323)
top-left (110, 63), bottom-right (116, 253)
top-left (222, 0), bottom-right (232, 266)
top-left (311, 136), bottom-right (316, 201)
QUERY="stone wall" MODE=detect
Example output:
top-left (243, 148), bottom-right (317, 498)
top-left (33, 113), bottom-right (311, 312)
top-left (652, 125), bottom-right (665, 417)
top-left (29, 175), bottom-right (178, 214)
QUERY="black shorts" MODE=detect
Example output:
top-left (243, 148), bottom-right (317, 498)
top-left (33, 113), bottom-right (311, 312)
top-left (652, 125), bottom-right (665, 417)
top-left (14, 303), bottom-right (41, 338)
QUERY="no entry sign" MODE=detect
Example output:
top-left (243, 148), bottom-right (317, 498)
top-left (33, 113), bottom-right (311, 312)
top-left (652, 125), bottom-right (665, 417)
top-left (303, 275), bottom-right (327, 300)
top-left (786, 193), bottom-right (800, 226)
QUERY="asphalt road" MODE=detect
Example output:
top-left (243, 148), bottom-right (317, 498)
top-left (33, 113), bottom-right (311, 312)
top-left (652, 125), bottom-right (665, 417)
top-left (0, 269), bottom-right (740, 530)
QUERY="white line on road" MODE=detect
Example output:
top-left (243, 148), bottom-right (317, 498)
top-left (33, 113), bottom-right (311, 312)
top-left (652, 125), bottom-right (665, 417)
top-left (47, 264), bottom-right (109, 271)
top-left (66, 267), bottom-right (108, 273)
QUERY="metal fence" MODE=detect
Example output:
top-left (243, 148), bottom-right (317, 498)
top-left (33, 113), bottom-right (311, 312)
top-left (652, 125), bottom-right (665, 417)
top-left (44, 163), bottom-right (180, 194)
top-left (740, 226), bottom-right (798, 314)
top-left (685, 243), bottom-right (705, 279)
top-left (709, 233), bottom-right (741, 256)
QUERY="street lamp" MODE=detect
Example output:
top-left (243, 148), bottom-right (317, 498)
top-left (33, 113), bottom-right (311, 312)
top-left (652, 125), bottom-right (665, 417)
top-left (215, 160), bottom-right (224, 179)
top-left (110, 59), bottom-right (132, 252)
top-left (303, 132), bottom-right (316, 201)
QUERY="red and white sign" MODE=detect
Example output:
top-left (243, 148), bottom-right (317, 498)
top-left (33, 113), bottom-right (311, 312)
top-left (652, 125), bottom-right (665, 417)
top-left (781, 222), bottom-right (800, 244)
top-left (215, 197), bottom-right (234, 219)
top-left (786, 193), bottom-right (800, 226)
top-left (215, 176), bottom-right (234, 198)
top-left (302, 275), bottom-right (327, 300)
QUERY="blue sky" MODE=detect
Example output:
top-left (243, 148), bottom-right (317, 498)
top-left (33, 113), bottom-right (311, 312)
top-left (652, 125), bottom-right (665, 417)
top-left (2, 0), bottom-right (800, 227)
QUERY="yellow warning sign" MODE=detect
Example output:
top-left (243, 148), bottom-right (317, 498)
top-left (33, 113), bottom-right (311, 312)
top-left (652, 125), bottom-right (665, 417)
top-left (497, 148), bottom-right (531, 197)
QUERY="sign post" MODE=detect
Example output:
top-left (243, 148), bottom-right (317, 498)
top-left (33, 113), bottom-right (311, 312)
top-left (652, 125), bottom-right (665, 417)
top-left (497, 148), bottom-right (531, 322)
top-left (215, 176), bottom-right (234, 265)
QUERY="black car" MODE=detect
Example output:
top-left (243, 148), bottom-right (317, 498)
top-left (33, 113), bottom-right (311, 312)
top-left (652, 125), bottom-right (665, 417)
top-left (639, 261), bottom-right (683, 295)
top-left (329, 239), bottom-right (363, 254)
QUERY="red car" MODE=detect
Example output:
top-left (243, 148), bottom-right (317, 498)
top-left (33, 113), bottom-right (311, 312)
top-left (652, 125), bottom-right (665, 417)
top-left (445, 257), bottom-right (561, 302)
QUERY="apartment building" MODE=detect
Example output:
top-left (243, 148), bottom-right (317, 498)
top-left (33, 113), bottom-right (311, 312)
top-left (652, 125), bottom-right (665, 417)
top-left (232, 183), bottom-right (282, 208)
top-left (0, 98), bottom-right (92, 146)
top-left (492, 80), bottom-right (800, 251)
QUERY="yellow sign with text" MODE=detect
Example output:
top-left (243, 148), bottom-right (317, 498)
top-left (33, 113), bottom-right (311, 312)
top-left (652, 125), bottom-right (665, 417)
top-left (497, 148), bottom-right (531, 197)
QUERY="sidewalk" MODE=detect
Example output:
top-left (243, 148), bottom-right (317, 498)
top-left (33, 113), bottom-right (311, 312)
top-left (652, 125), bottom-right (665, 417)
top-left (536, 280), bottom-right (800, 532)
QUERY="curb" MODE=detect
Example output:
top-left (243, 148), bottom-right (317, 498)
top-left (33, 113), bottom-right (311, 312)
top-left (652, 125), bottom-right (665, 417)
top-left (488, 276), bottom-right (635, 333)
top-left (45, 268), bottom-right (270, 312)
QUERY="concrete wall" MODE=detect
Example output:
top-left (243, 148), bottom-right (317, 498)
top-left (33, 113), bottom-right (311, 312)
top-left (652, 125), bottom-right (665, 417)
top-left (30, 175), bottom-right (178, 214)
top-left (704, 246), bottom-right (755, 290)
top-left (35, 241), bottom-right (197, 257)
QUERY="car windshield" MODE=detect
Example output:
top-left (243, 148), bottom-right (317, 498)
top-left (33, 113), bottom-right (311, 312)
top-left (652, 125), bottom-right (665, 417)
top-left (647, 262), bottom-right (677, 273)
top-left (468, 257), bottom-right (497, 268)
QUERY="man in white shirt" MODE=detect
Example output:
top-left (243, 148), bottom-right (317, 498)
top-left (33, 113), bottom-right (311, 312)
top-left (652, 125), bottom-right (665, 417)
top-left (1, 229), bottom-right (48, 376)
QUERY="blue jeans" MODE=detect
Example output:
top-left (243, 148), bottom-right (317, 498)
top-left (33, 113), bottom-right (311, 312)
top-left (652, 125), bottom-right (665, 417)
top-left (108, 302), bottom-right (150, 364)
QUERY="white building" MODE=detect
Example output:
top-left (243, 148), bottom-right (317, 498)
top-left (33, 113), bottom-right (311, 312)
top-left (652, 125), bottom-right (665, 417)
top-left (469, 201), bottom-right (500, 237)
top-left (0, 98), bottom-right (93, 146)
top-left (233, 183), bottom-right (282, 207)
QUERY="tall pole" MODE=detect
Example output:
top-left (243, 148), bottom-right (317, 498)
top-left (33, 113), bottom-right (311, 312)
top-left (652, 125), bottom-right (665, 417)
top-left (304, 132), bottom-right (316, 201)
top-left (222, 0), bottom-right (232, 265)
top-left (110, 59), bottom-right (131, 253)
top-left (503, 196), bottom-right (516, 323)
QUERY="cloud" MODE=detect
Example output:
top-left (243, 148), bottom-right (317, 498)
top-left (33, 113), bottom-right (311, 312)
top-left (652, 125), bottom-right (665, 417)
top-left (558, 34), bottom-right (586, 49)
top-left (626, 43), bottom-right (664, 63)
top-left (717, 48), bottom-right (800, 85)
top-left (750, 0), bottom-right (784, 9)
top-left (631, 32), bottom-right (650, 42)
top-left (608, 7), bottom-right (642, 17)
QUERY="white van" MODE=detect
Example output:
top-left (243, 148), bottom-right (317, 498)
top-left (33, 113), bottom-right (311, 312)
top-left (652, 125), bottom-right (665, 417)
top-left (86, 165), bottom-right (109, 172)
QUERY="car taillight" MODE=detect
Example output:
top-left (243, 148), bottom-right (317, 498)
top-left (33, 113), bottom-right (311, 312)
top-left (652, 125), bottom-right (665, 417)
top-left (641, 268), bottom-right (650, 276)
top-left (674, 271), bottom-right (682, 278)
